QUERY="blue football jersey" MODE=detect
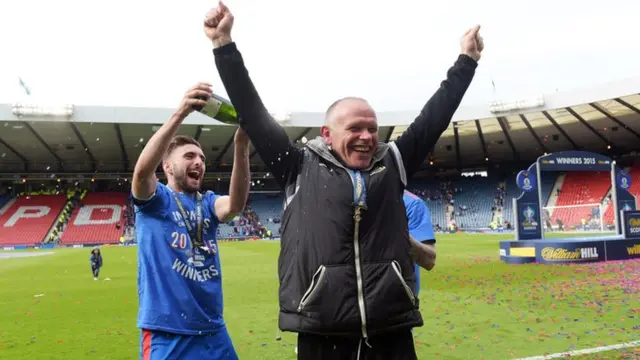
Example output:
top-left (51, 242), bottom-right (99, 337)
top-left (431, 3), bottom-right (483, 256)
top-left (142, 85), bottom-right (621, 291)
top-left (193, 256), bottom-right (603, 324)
top-left (134, 182), bottom-right (225, 335)
top-left (403, 190), bottom-right (436, 296)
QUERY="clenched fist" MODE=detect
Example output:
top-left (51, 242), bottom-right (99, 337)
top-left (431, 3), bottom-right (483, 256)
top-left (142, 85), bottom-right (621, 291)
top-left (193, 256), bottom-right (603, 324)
top-left (460, 25), bottom-right (484, 62)
top-left (204, 1), bottom-right (234, 48)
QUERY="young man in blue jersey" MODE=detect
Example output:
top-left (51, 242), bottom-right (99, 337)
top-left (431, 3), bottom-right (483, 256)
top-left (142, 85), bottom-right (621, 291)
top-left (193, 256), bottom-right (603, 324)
top-left (403, 190), bottom-right (437, 296)
top-left (131, 82), bottom-right (251, 360)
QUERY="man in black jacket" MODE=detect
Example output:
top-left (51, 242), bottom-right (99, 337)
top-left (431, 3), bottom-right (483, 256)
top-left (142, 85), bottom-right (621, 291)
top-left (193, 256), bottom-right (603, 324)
top-left (203, 3), bottom-right (483, 359)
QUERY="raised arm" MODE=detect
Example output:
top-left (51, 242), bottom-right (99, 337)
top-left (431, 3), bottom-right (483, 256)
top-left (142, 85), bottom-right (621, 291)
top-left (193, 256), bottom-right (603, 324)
top-left (132, 83), bottom-right (212, 200)
top-left (215, 128), bottom-right (251, 223)
top-left (203, 3), bottom-right (302, 190)
top-left (394, 26), bottom-right (484, 179)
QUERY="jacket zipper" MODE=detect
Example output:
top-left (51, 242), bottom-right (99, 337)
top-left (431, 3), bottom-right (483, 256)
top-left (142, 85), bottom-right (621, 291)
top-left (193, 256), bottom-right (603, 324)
top-left (297, 265), bottom-right (327, 312)
top-left (353, 206), bottom-right (368, 340)
top-left (391, 260), bottom-right (416, 306)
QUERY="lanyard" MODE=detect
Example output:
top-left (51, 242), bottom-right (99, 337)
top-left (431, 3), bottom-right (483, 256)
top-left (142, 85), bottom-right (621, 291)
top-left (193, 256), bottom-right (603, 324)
top-left (347, 169), bottom-right (367, 209)
top-left (170, 190), bottom-right (214, 254)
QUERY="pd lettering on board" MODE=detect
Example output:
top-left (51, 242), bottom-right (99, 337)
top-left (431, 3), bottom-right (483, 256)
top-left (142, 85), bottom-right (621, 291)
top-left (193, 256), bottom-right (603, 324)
top-left (3, 206), bottom-right (51, 227)
top-left (74, 205), bottom-right (123, 226)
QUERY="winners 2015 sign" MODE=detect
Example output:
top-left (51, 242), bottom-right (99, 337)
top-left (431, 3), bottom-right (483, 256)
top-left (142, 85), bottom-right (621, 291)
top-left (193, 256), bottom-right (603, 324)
top-left (537, 151), bottom-right (612, 172)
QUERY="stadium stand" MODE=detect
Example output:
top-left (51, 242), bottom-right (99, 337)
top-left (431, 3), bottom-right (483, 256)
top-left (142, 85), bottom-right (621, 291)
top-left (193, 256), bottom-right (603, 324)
top-left (547, 171), bottom-right (611, 230)
top-left (59, 192), bottom-right (128, 244)
top-left (248, 194), bottom-right (283, 234)
top-left (3, 163), bottom-right (639, 247)
top-left (502, 176), bottom-right (519, 225)
top-left (0, 89), bottom-right (639, 242)
top-left (0, 194), bottom-right (67, 246)
top-left (217, 193), bottom-right (282, 240)
top-left (407, 180), bottom-right (447, 230)
top-left (448, 175), bottom-right (497, 229)
top-left (1, 166), bottom-right (639, 246)
top-left (43, 189), bottom-right (86, 243)
top-left (425, 200), bottom-right (446, 231)
top-left (0, 193), bottom-right (11, 212)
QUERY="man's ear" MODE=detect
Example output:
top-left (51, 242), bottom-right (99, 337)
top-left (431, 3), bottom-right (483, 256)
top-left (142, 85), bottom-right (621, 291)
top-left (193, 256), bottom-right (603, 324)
top-left (320, 125), bottom-right (331, 146)
top-left (162, 160), bottom-right (173, 176)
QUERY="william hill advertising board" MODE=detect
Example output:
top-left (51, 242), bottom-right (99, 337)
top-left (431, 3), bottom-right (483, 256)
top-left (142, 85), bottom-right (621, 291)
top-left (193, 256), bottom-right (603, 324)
top-left (535, 239), bottom-right (640, 263)
top-left (607, 240), bottom-right (640, 261)
top-left (535, 241), bottom-right (605, 264)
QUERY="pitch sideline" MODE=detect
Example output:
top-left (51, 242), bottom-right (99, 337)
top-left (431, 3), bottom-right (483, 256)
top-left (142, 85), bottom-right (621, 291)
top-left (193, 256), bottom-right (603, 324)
top-left (513, 340), bottom-right (640, 360)
top-left (0, 251), bottom-right (55, 260)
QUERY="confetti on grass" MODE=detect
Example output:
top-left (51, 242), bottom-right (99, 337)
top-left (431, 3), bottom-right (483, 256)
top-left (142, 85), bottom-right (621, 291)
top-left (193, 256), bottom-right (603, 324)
top-left (426, 257), bottom-right (639, 357)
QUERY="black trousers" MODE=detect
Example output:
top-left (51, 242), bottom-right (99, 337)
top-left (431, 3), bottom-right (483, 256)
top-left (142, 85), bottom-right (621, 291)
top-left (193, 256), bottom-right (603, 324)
top-left (297, 330), bottom-right (417, 360)
top-left (91, 265), bottom-right (100, 277)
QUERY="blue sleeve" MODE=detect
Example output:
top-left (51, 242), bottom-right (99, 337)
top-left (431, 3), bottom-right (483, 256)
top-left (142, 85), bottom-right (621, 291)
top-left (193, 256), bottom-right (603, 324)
top-left (131, 182), bottom-right (171, 216)
top-left (406, 199), bottom-right (436, 243)
top-left (205, 191), bottom-right (223, 226)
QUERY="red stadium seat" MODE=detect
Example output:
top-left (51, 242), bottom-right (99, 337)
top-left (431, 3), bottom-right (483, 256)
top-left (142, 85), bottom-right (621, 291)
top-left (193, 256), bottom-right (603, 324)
top-left (59, 193), bottom-right (128, 244)
top-left (0, 195), bottom-right (67, 246)
top-left (552, 172), bottom-right (610, 229)
top-left (603, 201), bottom-right (614, 226)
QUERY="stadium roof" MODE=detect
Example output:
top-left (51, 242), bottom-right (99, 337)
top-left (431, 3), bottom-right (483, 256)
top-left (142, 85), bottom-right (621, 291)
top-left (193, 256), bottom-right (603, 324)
top-left (1, 76), bottom-right (639, 180)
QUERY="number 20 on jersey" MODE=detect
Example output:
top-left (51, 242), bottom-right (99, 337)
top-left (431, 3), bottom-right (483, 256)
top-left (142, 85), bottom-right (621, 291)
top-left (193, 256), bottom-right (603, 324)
top-left (171, 232), bottom-right (188, 249)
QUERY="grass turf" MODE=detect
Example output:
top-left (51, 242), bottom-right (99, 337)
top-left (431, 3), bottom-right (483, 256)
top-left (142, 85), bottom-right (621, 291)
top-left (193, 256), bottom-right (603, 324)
top-left (0, 233), bottom-right (637, 359)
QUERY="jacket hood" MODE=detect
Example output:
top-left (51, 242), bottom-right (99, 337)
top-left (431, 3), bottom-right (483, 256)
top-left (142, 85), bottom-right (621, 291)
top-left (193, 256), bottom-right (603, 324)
top-left (306, 136), bottom-right (389, 172)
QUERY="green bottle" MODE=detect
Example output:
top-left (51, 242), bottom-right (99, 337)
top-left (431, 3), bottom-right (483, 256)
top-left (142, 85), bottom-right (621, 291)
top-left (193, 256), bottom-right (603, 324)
top-left (193, 93), bottom-right (238, 125)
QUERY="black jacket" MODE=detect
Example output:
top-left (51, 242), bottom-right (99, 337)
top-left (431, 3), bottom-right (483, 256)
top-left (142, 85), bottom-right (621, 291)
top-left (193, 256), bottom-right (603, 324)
top-left (213, 42), bottom-right (477, 338)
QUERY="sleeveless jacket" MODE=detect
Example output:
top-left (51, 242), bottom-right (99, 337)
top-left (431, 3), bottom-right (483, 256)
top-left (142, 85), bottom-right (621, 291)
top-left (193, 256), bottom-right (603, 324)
top-left (212, 41), bottom-right (478, 339)
top-left (277, 138), bottom-right (422, 337)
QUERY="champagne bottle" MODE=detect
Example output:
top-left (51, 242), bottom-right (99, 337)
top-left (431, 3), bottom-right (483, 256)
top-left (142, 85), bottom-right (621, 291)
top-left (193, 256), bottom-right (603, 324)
top-left (192, 93), bottom-right (238, 125)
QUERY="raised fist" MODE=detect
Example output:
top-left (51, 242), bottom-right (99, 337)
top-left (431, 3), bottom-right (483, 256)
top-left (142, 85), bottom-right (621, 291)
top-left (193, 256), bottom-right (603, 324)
top-left (460, 25), bottom-right (484, 62)
top-left (204, 1), bottom-right (234, 47)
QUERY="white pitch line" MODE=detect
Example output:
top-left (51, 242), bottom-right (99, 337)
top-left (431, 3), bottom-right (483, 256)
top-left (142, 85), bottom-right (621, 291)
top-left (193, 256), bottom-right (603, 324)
top-left (513, 340), bottom-right (640, 360)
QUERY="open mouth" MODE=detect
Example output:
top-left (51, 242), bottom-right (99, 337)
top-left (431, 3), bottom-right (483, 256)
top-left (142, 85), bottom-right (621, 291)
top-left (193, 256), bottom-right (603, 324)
top-left (352, 145), bottom-right (372, 153)
top-left (187, 170), bottom-right (201, 180)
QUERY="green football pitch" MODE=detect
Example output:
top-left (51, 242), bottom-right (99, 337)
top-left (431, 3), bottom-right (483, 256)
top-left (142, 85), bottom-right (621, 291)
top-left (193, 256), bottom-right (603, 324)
top-left (0, 233), bottom-right (638, 359)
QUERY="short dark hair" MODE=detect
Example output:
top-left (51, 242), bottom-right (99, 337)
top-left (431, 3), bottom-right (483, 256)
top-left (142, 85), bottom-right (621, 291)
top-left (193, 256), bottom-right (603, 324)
top-left (165, 135), bottom-right (202, 159)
